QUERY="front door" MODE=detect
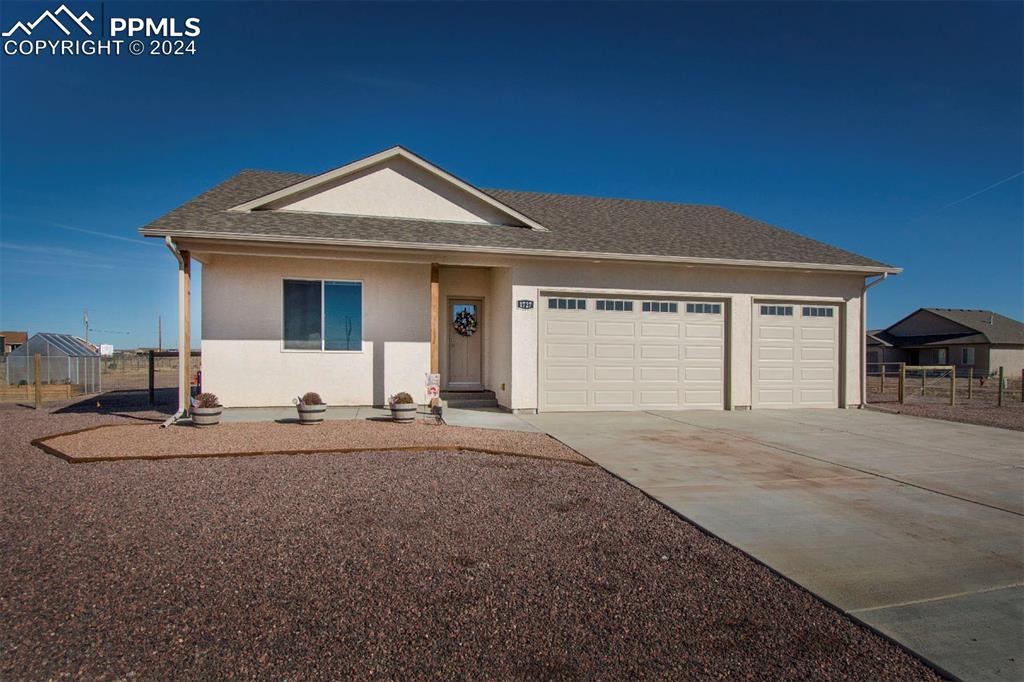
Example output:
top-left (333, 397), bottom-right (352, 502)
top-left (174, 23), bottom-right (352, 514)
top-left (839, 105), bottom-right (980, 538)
top-left (447, 299), bottom-right (483, 389)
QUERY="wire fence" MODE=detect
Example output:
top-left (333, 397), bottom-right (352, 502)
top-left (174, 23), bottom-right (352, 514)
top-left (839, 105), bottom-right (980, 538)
top-left (866, 363), bottom-right (1024, 406)
top-left (1, 351), bottom-right (202, 398)
top-left (3, 354), bottom-right (101, 393)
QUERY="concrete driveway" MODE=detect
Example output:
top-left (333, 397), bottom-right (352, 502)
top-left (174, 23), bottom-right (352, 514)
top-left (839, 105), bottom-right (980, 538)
top-left (523, 409), bottom-right (1023, 682)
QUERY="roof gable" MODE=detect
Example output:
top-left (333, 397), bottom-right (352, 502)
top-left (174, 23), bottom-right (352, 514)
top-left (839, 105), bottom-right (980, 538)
top-left (883, 308), bottom-right (1024, 346)
top-left (229, 146), bottom-right (549, 231)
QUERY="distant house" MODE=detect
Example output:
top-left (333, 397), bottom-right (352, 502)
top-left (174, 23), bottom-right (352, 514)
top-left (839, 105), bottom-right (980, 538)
top-left (867, 308), bottom-right (1024, 375)
top-left (0, 331), bottom-right (27, 355)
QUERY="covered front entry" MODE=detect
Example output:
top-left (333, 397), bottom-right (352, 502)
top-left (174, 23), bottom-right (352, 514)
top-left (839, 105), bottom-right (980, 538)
top-left (752, 302), bottom-right (840, 408)
top-left (538, 293), bottom-right (725, 411)
top-left (447, 299), bottom-right (483, 389)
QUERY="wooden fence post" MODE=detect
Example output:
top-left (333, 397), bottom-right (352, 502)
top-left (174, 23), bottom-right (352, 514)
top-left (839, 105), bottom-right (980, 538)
top-left (1020, 369), bottom-right (1023, 404)
top-left (148, 350), bottom-right (155, 406)
top-left (968, 367), bottom-right (973, 400)
top-left (950, 367), bottom-right (955, 406)
top-left (880, 364), bottom-right (886, 393)
top-left (998, 366), bottom-right (1004, 407)
top-left (921, 367), bottom-right (926, 396)
top-left (33, 353), bottom-right (42, 409)
top-left (899, 363), bottom-right (906, 404)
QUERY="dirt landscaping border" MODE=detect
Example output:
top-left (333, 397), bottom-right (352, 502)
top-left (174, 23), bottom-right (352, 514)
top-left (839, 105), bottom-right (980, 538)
top-left (31, 423), bottom-right (595, 466)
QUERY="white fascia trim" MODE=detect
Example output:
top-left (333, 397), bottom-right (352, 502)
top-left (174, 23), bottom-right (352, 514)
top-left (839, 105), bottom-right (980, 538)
top-left (140, 229), bottom-right (902, 275)
top-left (226, 146), bottom-right (551, 232)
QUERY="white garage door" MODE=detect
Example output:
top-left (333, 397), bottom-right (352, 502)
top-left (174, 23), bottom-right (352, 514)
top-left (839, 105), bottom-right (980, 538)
top-left (538, 295), bottom-right (725, 411)
top-left (753, 303), bottom-right (839, 408)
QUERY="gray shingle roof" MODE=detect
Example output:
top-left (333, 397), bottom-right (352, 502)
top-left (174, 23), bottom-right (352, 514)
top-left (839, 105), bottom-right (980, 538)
top-left (921, 309), bottom-right (1024, 346)
top-left (140, 169), bottom-right (894, 271)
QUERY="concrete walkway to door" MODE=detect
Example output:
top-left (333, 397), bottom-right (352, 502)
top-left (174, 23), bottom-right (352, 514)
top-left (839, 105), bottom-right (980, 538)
top-left (522, 409), bottom-right (1023, 682)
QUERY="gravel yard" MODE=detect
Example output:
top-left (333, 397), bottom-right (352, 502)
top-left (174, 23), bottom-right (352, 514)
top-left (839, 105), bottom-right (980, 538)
top-left (39, 419), bottom-right (585, 464)
top-left (869, 401), bottom-right (1024, 431)
top-left (1, 396), bottom-right (941, 680)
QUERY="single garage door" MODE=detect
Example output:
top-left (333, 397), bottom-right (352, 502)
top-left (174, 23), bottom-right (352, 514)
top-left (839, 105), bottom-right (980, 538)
top-left (539, 294), bottom-right (725, 411)
top-left (752, 303), bottom-right (839, 408)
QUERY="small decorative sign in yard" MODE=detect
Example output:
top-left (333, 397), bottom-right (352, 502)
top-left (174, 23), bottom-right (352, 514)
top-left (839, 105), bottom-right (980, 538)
top-left (517, 300), bottom-right (534, 310)
top-left (426, 373), bottom-right (440, 401)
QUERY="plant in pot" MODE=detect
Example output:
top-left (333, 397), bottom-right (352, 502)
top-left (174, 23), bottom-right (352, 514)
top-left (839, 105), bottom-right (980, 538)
top-left (389, 392), bottom-right (417, 424)
top-left (294, 392), bottom-right (326, 425)
top-left (191, 392), bottom-right (222, 427)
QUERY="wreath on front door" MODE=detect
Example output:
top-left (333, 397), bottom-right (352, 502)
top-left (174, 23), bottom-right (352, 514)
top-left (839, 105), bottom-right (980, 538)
top-left (453, 309), bottom-right (478, 337)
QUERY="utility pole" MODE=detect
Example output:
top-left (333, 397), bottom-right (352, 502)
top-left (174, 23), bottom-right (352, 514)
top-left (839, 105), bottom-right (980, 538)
top-left (158, 315), bottom-right (162, 351)
top-left (83, 310), bottom-right (89, 344)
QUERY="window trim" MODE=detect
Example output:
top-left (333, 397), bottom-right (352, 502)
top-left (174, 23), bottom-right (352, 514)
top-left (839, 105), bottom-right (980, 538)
top-left (961, 347), bottom-right (975, 366)
top-left (281, 277), bottom-right (365, 353)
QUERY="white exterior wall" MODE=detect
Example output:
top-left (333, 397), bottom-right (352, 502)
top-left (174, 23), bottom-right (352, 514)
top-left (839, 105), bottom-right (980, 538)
top-left (508, 260), bottom-right (864, 411)
top-left (202, 255), bottom-right (430, 407)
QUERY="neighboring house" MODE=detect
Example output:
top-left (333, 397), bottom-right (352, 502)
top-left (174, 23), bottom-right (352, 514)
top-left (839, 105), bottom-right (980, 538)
top-left (866, 308), bottom-right (1024, 375)
top-left (1, 330), bottom-right (27, 355)
top-left (141, 146), bottom-right (899, 411)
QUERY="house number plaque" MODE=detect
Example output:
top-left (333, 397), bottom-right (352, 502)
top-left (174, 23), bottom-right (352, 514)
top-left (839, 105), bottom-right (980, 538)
top-left (517, 300), bottom-right (534, 310)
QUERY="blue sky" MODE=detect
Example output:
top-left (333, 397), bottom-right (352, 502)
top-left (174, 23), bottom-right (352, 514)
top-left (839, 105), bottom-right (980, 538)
top-left (1, 1), bottom-right (1021, 348)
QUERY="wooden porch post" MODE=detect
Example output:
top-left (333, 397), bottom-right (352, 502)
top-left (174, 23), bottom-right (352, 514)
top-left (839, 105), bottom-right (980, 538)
top-left (180, 250), bottom-right (192, 412)
top-left (428, 263), bottom-right (440, 408)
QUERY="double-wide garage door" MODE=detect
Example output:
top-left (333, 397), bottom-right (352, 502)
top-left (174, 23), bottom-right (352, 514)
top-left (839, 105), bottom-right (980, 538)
top-left (539, 294), bottom-right (725, 411)
top-left (538, 294), bottom-right (841, 411)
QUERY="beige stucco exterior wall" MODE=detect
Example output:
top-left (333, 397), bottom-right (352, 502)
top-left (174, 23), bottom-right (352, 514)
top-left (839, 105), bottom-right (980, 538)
top-left (197, 248), bottom-right (868, 411)
top-left (989, 347), bottom-right (1024, 377)
top-left (272, 157), bottom-right (515, 225)
top-left (201, 255), bottom-right (430, 407)
top-left (489, 267), bottom-right (514, 407)
top-left (507, 260), bottom-right (865, 411)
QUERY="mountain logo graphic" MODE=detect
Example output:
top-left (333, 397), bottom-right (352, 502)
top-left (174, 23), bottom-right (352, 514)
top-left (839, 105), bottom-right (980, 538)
top-left (2, 4), bottom-right (94, 37)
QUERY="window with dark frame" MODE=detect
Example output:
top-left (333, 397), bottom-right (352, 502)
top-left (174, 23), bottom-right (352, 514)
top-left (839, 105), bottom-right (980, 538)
top-left (596, 300), bottom-right (634, 311)
top-left (548, 298), bottom-right (587, 310)
top-left (283, 279), bottom-right (363, 351)
top-left (686, 303), bottom-right (721, 314)
top-left (801, 306), bottom-right (834, 318)
top-left (642, 301), bottom-right (678, 313)
top-left (760, 305), bottom-right (794, 316)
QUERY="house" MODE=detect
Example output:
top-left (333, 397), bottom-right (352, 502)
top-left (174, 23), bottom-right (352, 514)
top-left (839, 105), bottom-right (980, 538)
top-left (867, 308), bottom-right (1024, 376)
top-left (140, 146), bottom-right (899, 412)
top-left (1, 330), bottom-right (27, 355)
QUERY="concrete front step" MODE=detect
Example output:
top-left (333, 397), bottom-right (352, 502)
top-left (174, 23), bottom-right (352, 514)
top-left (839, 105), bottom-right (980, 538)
top-left (441, 390), bottom-right (498, 409)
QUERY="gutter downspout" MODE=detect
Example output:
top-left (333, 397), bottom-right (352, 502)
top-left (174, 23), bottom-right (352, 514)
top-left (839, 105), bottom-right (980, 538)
top-left (860, 272), bottom-right (889, 408)
top-left (163, 236), bottom-right (187, 427)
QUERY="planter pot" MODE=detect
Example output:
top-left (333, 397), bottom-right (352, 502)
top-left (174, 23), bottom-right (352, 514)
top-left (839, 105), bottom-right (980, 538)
top-left (297, 403), bottom-right (327, 425)
top-left (391, 403), bottom-right (417, 424)
top-left (191, 406), bottom-right (222, 427)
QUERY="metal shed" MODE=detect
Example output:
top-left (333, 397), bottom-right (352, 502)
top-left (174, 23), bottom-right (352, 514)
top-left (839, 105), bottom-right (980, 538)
top-left (5, 333), bottom-right (101, 393)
